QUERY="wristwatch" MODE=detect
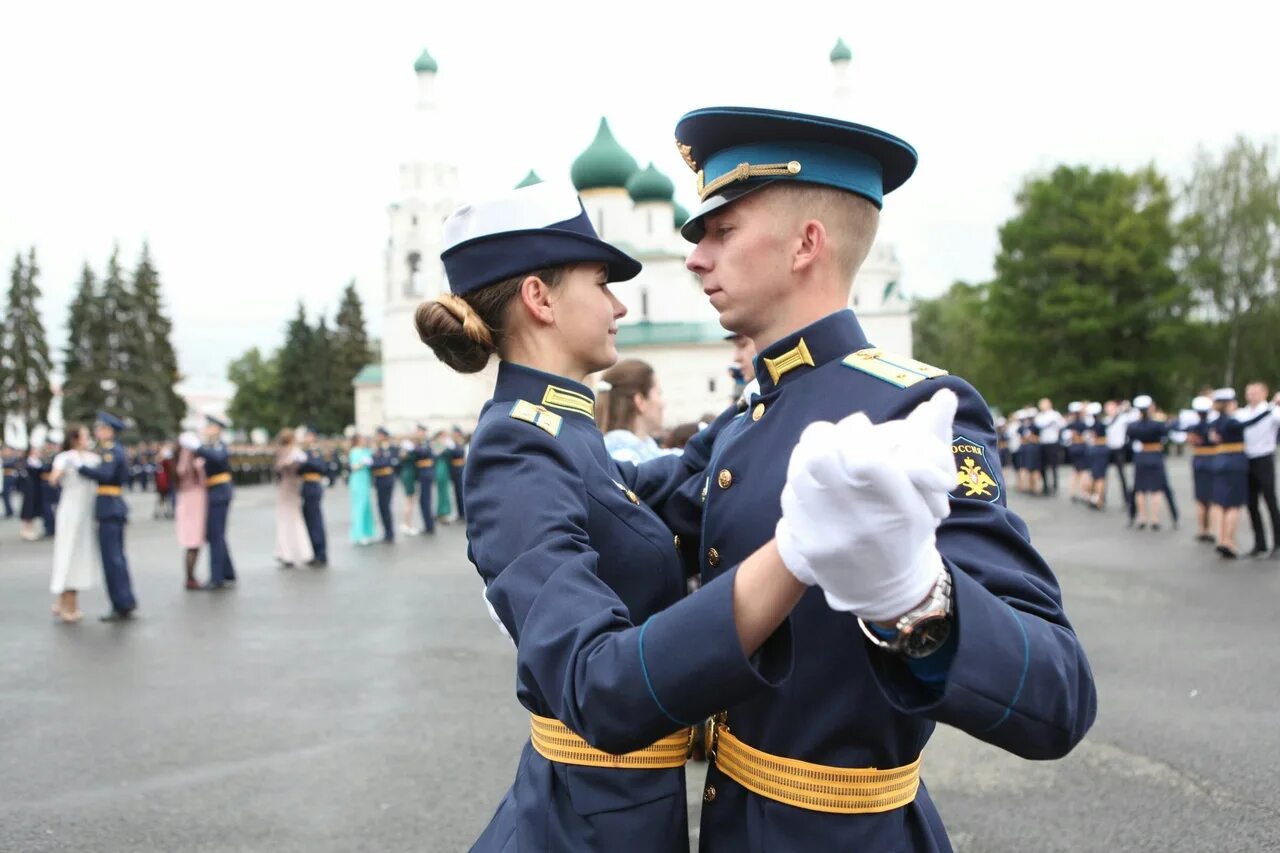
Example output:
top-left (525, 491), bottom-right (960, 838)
top-left (859, 569), bottom-right (953, 659)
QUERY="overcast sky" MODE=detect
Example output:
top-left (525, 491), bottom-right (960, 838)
top-left (2, 1), bottom-right (1276, 392)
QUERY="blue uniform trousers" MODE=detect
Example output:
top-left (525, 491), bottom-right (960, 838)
top-left (449, 467), bottom-right (465, 520)
top-left (302, 486), bottom-right (327, 562)
top-left (416, 475), bottom-right (435, 532)
top-left (375, 476), bottom-right (395, 541)
top-left (207, 497), bottom-right (236, 583)
top-left (98, 519), bottom-right (137, 613)
top-left (1, 477), bottom-right (13, 517)
top-left (41, 482), bottom-right (58, 536)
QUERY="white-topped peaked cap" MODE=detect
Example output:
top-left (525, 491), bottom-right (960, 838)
top-left (1213, 387), bottom-right (1236, 402)
top-left (1192, 396), bottom-right (1213, 412)
top-left (440, 180), bottom-right (641, 295)
top-left (1132, 394), bottom-right (1153, 410)
top-left (1067, 401), bottom-right (1082, 413)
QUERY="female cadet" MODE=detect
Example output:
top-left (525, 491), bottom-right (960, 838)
top-left (1184, 396), bottom-right (1217, 542)
top-left (1017, 408), bottom-right (1043, 495)
top-left (1086, 401), bottom-right (1110, 509)
top-left (1210, 388), bottom-right (1273, 558)
top-left (415, 182), bottom-right (818, 852)
top-left (1125, 395), bottom-right (1170, 530)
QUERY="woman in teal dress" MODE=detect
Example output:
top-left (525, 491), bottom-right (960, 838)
top-left (433, 433), bottom-right (454, 522)
top-left (347, 435), bottom-right (376, 544)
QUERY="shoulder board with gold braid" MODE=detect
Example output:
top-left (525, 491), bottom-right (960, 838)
top-left (840, 348), bottom-right (948, 389)
top-left (509, 400), bottom-right (564, 437)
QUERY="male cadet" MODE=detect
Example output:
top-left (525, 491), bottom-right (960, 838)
top-left (77, 412), bottom-right (138, 621)
top-left (40, 437), bottom-right (61, 537)
top-left (410, 424), bottom-right (436, 535)
top-left (2, 445), bottom-right (18, 518)
top-left (726, 331), bottom-right (759, 406)
top-left (196, 415), bottom-right (237, 589)
top-left (298, 427), bottom-right (329, 567)
top-left (371, 427), bottom-right (398, 543)
top-left (666, 107), bottom-right (1096, 851)
top-left (1035, 397), bottom-right (1065, 496)
top-left (443, 426), bottom-right (468, 521)
top-left (1241, 382), bottom-right (1280, 558)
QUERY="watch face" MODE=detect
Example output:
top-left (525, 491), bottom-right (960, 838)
top-left (903, 616), bottom-right (952, 659)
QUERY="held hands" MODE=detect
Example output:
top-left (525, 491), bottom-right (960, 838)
top-left (775, 389), bottom-right (958, 622)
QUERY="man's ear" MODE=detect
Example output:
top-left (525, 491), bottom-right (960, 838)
top-left (793, 218), bottom-right (827, 273)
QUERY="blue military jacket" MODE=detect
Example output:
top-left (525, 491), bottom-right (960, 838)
top-left (197, 443), bottom-right (234, 504)
top-left (371, 444), bottom-right (398, 479)
top-left (466, 361), bottom-right (790, 853)
top-left (1187, 416), bottom-right (1217, 470)
top-left (410, 442), bottom-right (436, 481)
top-left (657, 310), bottom-right (1096, 853)
top-left (299, 449), bottom-right (327, 495)
top-left (77, 443), bottom-right (129, 521)
top-left (1126, 417), bottom-right (1168, 464)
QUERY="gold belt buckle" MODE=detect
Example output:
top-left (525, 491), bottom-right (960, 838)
top-left (705, 711), bottom-right (726, 762)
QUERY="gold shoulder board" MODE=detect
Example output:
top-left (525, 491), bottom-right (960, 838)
top-left (841, 348), bottom-right (949, 389)
top-left (509, 400), bottom-right (563, 437)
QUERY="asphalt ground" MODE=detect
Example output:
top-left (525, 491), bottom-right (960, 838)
top-left (1, 456), bottom-right (1278, 852)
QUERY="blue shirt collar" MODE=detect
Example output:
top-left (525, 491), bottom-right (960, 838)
top-left (493, 361), bottom-right (598, 421)
top-left (753, 309), bottom-right (870, 394)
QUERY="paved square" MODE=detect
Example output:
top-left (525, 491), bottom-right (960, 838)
top-left (2, 461), bottom-right (1278, 851)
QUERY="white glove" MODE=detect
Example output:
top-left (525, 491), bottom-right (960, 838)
top-left (482, 587), bottom-right (513, 644)
top-left (179, 431), bottom-right (200, 451)
top-left (776, 388), bottom-right (958, 622)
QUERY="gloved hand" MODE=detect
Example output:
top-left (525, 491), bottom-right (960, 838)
top-left (775, 388), bottom-right (958, 622)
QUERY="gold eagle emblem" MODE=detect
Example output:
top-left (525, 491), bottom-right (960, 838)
top-left (956, 457), bottom-right (997, 498)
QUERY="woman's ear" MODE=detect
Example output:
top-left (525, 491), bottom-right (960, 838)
top-left (633, 390), bottom-right (648, 415)
top-left (518, 274), bottom-right (556, 327)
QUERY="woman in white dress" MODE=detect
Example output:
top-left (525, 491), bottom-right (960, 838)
top-left (273, 428), bottom-right (314, 567)
top-left (48, 424), bottom-right (101, 623)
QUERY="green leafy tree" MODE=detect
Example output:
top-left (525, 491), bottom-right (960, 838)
top-left (983, 165), bottom-right (1191, 410)
top-left (911, 281), bottom-right (1002, 402)
top-left (0, 249), bottom-right (54, 439)
top-left (130, 243), bottom-right (186, 438)
top-left (61, 262), bottom-right (108, 426)
top-left (226, 347), bottom-right (282, 432)
top-left (1178, 136), bottom-right (1280, 386)
top-left (330, 281), bottom-right (375, 430)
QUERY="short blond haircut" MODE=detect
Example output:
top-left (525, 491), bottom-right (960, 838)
top-left (766, 183), bottom-right (880, 280)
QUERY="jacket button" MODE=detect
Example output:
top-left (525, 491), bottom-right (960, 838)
top-left (707, 547), bottom-right (720, 567)
top-left (703, 785), bottom-right (717, 803)
top-left (752, 403), bottom-right (765, 421)
top-left (673, 534), bottom-right (681, 549)
top-left (717, 469), bottom-right (733, 489)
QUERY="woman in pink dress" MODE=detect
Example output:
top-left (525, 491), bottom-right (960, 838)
top-left (273, 428), bottom-right (314, 568)
top-left (175, 431), bottom-right (207, 590)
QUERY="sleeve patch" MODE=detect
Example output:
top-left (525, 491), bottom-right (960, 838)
top-left (952, 436), bottom-right (1000, 502)
top-left (509, 399), bottom-right (563, 437)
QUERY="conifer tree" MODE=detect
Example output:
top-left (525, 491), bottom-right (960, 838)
top-left (0, 249), bottom-right (54, 440)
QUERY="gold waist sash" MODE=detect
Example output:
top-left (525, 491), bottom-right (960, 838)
top-left (708, 718), bottom-right (920, 814)
top-left (529, 715), bottom-right (692, 770)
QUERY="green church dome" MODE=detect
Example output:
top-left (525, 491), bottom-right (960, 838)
top-left (515, 169), bottom-right (542, 189)
top-left (830, 37), bottom-right (852, 63)
top-left (571, 118), bottom-right (639, 191)
top-left (414, 48), bottom-right (438, 74)
top-left (626, 162), bottom-right (675, 203)
top-left (672, 202), bottom-right (690, 229)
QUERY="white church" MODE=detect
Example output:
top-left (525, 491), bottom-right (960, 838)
top-left (355, 39), bottom-right (912, 434)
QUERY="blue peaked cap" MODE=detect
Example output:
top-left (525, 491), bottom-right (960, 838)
top-left (96, 411), bottom-right (126, 431)
top-left (674, 106), bottom-right (918, 242)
